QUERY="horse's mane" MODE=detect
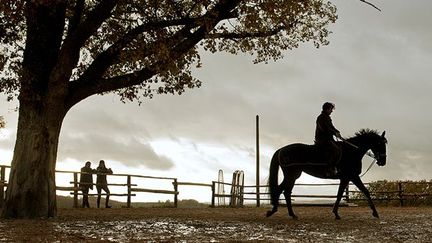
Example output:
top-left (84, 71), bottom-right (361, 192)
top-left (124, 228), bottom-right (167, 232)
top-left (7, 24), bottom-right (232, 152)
top-left (349, 128), bottom-right (387, 143)
top-left (355, 128), bottom-right (379, 137)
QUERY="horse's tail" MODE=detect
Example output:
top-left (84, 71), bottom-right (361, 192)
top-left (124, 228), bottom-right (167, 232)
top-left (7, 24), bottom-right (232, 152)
top-left (268, 150), bottom-right (280, 206)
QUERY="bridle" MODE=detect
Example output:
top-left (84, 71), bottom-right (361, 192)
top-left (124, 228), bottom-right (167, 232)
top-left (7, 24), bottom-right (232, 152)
top-left (340, 137), bottom-right (387, 159)
top-left (339, 137), bottom-right (386, 177)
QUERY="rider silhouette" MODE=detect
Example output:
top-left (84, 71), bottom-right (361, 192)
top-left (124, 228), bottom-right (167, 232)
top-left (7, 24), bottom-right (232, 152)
top-left (315, 102), bottom-right (342, 175)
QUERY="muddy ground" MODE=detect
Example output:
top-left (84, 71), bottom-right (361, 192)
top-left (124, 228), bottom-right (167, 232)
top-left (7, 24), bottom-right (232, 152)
top-left (0, 206), bottom-right (431, 242)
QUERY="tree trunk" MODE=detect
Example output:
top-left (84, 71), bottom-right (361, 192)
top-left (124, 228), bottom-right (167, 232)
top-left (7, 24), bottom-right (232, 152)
top-left (0, 1), bottom-right (68, 219)
top-left (1, 100), bottom-right (65, 218)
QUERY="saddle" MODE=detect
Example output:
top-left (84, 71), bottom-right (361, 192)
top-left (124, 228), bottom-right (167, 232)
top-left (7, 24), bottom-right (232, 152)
top-left (278, 143), bottom-right (341, 170)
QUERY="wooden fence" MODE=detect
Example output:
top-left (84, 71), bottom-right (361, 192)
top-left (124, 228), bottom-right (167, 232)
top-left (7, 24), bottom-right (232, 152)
top-left (0, 165), bottom-right (220, 208)
top-left (0, 165), bottom-right (201, 208)
top-left (212, 181), bottom-right (432, 207)
top-left (348, 181), bottom-right (432, 206)
top-left (0, 165), bottom-right (431, 208)
top-left (234, 183), bottom-right (351, 206)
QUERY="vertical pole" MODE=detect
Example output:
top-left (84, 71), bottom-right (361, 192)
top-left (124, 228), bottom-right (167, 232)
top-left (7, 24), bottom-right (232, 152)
top-left (230, 171), bottom-right (236, 207)
top-left (345, 183), bottom-right (350, 203)
top-left (256, 115), bottom-right (260, 207)
top-left (73, 172), bottom-right (78, 208)
top-left (173, 179), bottom-right (178, 208)
top-left (235, 172), bottom-right (240, 207)
top-left (211, 181), bottom-right (216, 207)
top-left (127, 175), bottom-right (131, 208)
top-left (0, 166), bottom-right (5, 208)
top-left (217, 169), bottom-right (225, 206)
top-left (240, 171), bottom-right (245, 207)
top-left (398, 182), bottom-right (404, 207)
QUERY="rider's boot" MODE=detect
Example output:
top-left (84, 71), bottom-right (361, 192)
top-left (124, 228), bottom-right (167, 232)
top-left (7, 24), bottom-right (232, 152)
top-left (325, 166), bottom-right (338, 177)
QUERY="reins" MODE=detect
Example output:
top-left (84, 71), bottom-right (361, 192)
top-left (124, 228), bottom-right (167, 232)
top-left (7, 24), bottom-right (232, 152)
top-left (360, 159), bottom-right (376, 178)
top-left (340, 138), bottom-right (375, 159)
top-left (339, 137), bottom-right (377, 177)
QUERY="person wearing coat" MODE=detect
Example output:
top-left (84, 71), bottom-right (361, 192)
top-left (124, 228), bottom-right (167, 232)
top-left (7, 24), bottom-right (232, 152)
top-left (80, 161), bottom-right (95, 208)
top-left (96, 160), bottom-right (113, 208)
top-left (315, 102), bottom-right (343, 175)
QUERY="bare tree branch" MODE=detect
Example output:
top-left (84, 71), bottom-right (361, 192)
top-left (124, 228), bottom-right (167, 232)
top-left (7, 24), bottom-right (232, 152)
top-left (67, 0), bottom-right (117, 48)
top-left (77, 18), bottom-right (198, 83)
top-left (66, 23), bottom-right (205, 108)
top-left (206, 26), bottom-right (285, 40)
top-left (66, 0), bottom-right (241, 107)
top-left (359, 0), bottom-right (381, 12)
top-left (75, 2), bottom-right (237, 85)
top-left (49, 0), bottom-right (117, 87)
top-left (67, 0), bottom-right (85, 35)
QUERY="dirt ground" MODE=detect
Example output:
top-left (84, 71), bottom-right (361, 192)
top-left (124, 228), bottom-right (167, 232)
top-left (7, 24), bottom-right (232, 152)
top-left (0, 206), bottom-right (431, 242)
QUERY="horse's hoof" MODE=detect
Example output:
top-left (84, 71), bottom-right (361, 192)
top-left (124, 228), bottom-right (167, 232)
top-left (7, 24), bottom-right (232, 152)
top-left (373, 211), bottom-right (379, 218)
top-left (335, 215), bottom-right (341, 220)
top-left (290, 215), bottom-right (298, 220)
top-left (266, 210), bottom-right (275, 217)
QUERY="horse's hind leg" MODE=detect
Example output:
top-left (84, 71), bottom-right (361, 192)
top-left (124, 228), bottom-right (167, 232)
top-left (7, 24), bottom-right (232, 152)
top-left (283, 179), bottom-right (297, 219)
top-left (266, 179), bottom-right (287, 217)
top-left (282, 169), bottom-right (301, 219)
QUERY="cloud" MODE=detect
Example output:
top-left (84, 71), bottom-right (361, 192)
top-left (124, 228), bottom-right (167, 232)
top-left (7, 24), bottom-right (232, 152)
top-left (59, 132), bottom-right (174, 170)
top-left (59, 107), bottom-right (174, 170)
top-left (1, 0), bottom-right (432, 184)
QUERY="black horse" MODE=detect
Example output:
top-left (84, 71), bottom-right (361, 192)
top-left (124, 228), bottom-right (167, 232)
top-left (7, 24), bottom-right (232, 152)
top-left (266, 129), bottom-right (387, 219)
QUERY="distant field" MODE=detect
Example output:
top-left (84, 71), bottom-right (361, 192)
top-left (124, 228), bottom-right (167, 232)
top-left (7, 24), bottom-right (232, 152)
top-left (0, 206), bottom-right (431, 242)
top-left (56, 195), bottom-right (209, 208)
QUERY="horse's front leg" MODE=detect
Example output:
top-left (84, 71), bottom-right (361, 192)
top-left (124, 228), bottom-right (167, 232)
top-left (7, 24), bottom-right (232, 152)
top-left (333, 179), bottom-right (349, 220)
top-left (352, 176), bottom-right (379, 218)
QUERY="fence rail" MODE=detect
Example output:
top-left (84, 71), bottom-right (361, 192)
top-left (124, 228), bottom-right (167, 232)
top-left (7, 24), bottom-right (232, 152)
top-left (226, 182), bottom-right (350, 206)
top-left (213, 181), bottom-right (432, 207)
top-left (0, 165), bottom-right (186, 208)
top-left (1, 165), bottom-right (431, 208)
top-left (348, 181), bottom-right (432, 206)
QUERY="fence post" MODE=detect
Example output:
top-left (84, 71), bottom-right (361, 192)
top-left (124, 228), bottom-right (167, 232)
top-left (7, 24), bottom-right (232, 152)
top-left (173, 179), bottom-right (178, 208)
top-left (0, 166), bottom-right (5, 208)
top-left (230, 171), bottom-right (237, 207)
top-left (345, 183), bottom-right (350, 203)
top-left (240, 175), bottom-right (245, 207)
top-left (398, 182), bottom-right (404, 207)
top-left (127, 175), bottom-right (132, 208)
top-left (256, 115), bottom-right (260, 208)
top-left (211, 181), bottom-right (216, 207)
top-left (73, 172), bottom-right (78, 208)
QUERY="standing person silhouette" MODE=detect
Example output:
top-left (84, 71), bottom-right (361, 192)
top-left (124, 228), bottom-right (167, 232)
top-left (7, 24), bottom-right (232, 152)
top-left (96, 160), bottom-right (113, 208)
top-left (80, 161), bottom-right (95, 208)
top-left (315, 102), bottom-right (342, 176)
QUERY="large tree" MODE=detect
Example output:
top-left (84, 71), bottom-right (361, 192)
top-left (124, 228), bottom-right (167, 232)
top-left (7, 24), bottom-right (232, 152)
top-left (0, 0), bottom-right (342, 218)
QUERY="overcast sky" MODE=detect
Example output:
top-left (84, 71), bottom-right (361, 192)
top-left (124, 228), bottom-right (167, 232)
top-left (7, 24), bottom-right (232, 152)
top-left (1, 0), bottom-right (432, 202)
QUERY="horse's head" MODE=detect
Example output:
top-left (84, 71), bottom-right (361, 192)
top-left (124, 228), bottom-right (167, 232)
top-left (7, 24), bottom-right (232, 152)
top-left (352, 129), bottom-right (388, 166)
top-left (371, 131), bottom-right (387, 166)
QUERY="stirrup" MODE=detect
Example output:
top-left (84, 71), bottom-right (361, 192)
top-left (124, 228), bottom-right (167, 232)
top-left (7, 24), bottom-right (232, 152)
top-left (325, 167), bottom-right (338, 177)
